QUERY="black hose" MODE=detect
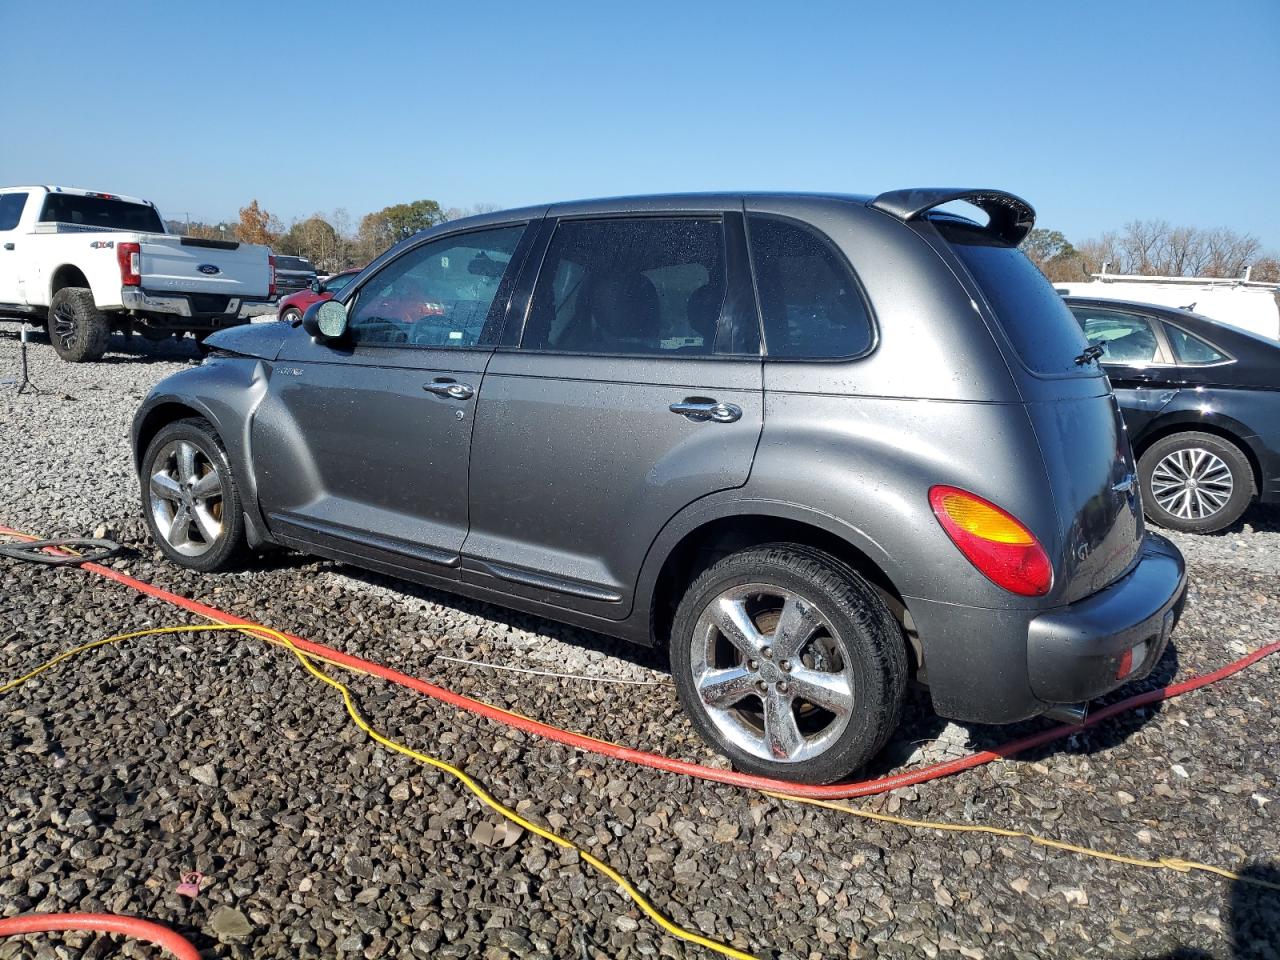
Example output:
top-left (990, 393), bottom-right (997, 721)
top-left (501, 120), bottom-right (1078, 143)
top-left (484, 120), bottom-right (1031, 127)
top-left (0, 538), bottom-right (121, 566)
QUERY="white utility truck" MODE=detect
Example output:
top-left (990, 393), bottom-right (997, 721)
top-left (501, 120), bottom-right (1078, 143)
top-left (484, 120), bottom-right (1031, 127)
top-left (1056, 271), bottom-right (1280, 341)
top-left (0, 186), bottom-right (276, 361)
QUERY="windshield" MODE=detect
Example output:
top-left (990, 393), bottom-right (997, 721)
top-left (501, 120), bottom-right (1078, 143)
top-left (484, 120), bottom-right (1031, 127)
top-left (940, 220), bottom-right (1096, 377)
top-left (39, 193), bottom-right (164, 233)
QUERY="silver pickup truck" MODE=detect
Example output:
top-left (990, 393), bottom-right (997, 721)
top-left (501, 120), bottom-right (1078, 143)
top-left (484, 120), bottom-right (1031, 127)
top-left (0, 185), bottom-right (275, 361)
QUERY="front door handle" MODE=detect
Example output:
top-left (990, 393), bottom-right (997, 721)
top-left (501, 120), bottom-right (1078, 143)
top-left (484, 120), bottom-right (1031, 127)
top-left (669, 397), bottom-right (742, 423)
top-left (2, 242), bottom-right (13, 251)
top-left (423, 379), bottom-right (474, 400)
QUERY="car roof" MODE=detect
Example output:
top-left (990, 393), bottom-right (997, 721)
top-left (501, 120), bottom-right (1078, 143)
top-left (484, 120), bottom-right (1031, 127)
top-left (3, 185), bottom-right (153, 206)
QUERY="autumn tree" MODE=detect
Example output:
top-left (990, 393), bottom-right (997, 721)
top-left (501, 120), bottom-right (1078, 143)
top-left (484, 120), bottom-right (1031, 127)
top-left (1021, 229), bottom-right (1082, 282)
top-left (235, 199), bottom-right (283, 246)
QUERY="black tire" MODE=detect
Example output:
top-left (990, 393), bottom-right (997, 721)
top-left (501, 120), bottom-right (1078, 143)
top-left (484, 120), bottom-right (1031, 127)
top-left (670, 543), bottom-right (907, 784)
top-left (1138, 431), bottom-right (1255, 534)
top-left (140, 418), bottom-right (248, 572)
top-left (47, 287), bottom-right (110, 362)
top-left (281, 308), bottom-right (302, 325)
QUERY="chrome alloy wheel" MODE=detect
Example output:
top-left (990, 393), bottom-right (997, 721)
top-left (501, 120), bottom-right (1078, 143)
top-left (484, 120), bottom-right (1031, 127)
top-left (690, 583), bottom-right (855, 764)
top-left (1150, 448), bottom-right (1234, 521)
top-left (148, 440), bottom-right (226, 557)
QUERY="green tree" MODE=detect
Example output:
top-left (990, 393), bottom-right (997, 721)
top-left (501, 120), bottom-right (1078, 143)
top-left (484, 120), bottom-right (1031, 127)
top-left (278, 215), bottom-right (344, 271)
top-left (357, 199), bottom-right (445, 260)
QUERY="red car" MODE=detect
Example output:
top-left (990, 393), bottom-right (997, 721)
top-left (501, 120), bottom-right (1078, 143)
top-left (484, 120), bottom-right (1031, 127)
top-left (276, 269), bottom-right (361, 324)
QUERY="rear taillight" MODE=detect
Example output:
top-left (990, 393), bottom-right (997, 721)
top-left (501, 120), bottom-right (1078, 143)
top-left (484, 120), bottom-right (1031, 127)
top-left (268, 255), bottom-right (277, 298)
top-left (117, 242), bottom-right (141, 287)
top-left (929, 485), bottom-right (1053, 597)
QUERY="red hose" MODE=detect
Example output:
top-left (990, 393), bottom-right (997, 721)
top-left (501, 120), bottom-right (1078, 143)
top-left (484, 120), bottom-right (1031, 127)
top-left (0, 914), bottom-right (200, 960)
top-left (2, 523), bottom-right (1276, 800)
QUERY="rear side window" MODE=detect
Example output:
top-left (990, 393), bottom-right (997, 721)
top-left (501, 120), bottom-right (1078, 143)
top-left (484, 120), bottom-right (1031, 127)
top-left (39, 194), bottom-right (164, 233)
top-left (1070, 306), bottom-right (1163, 365)
top-left (0, 192), bottom-right (27, 230)
top-left (748, 215), bottom-right (873, 358)
top-left (523, 218), bottom-right (726, 356)
top-left (942, 222), bottom-right (1093, 377)
top-left (1165, 324), bottom-right (1226, 365)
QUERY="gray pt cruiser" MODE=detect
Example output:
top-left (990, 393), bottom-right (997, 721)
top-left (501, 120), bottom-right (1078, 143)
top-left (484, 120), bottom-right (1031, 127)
top-left (132, 188), bottom-right (1188, 784)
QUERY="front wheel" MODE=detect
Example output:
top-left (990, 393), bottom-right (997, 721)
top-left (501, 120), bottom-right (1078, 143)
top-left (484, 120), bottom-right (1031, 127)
top-left (280, 308), bottom-right (302, 325)
top-left (140, 418), bottom-right (248, 571)
top-left (1139, 432), bottom-right (1255, 534)
top-left (47, 287), bottom-right (110, 362)
top-left (670, 544), bottom-right (907, 784)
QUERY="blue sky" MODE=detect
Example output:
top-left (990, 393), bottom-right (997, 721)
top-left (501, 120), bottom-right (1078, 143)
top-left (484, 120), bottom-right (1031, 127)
top-left (2, 0), bottom-right (1277, 248)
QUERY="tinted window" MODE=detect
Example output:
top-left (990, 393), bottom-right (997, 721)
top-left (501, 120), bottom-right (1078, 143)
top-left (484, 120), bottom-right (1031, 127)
top-left (942, 222), bottom-right (1093, 376)
top-left (324, 272), bottom-right (357, 293)
top-left (39, 194), bottom-right (164, 233)
top-left (1165, 324), bottom-right (1226, 365)
top-left (348, 225), bottom-right (524, 347)
top-left (748, 216), bottom-right (872, 358)
top-left (276, 256), bottom-right (314, 272)
top-left (1070, 306), bottom-right (1162, 365)
top-left (0, 192), bottom-right (27, 230)
top-left (524, 218), bottom-right (725, 355)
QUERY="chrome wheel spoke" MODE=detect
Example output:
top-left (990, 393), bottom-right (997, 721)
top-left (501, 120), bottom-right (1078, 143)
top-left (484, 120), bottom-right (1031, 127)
top-left (191, 503), bottom-right (222, 544)
top-left (176, 442), bottom-right (199, 484)
top-left (190, 471), bottom-right (222, 499)
top-left (168, 507), bottom-right (192, 548)
top-left (697, 666), bottom-right (757, 710)
top-left (772, 595), bottom-right (820, 659)
top-left (712, 597), bottom-right (766, 658)
top-left (150, 472), bottom-right (182, 501)
top-left (788, 665), bottom-right (854, 715)
top-left (763, 688), bottom-right (803, 761)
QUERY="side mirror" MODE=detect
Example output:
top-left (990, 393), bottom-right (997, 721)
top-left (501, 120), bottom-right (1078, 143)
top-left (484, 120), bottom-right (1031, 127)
top-left (302, 299), bottom-right (349, 342)
top-left (309, 279), bottom-right (323, 294)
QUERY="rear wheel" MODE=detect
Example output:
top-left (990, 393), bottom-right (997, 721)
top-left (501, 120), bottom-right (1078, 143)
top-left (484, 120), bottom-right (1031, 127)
top-left (47, 288), bottom-right (110, 362)
top-left (140, 418), bottom-right (247, 571)
top-left (1139, 432), bottom-right (1254, 534)
top-left (670, 544), bottom-right (907, 784)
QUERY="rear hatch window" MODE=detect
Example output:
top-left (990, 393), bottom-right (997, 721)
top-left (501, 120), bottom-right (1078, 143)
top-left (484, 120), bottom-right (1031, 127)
top-left (275, 256), bottom-right (315, 273)
top-left (939, 220), bottom-right (1097, 377)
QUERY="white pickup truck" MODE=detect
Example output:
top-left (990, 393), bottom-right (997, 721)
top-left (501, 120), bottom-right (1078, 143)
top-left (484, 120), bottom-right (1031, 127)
top-left (0, 185), bottom-right (276, 362)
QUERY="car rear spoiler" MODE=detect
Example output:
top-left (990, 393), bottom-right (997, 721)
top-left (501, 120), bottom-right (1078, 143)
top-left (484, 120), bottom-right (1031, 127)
top-left (870, 188), bottom-right (1035, 245)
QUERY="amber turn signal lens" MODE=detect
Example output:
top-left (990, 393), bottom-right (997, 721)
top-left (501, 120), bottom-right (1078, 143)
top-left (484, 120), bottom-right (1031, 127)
top-left (929, 485), bottom-right (1053, 596)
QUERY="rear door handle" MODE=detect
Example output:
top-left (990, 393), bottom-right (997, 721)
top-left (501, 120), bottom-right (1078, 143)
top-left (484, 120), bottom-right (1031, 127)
top-left (423, 379), bottom-right (474, 400)
top-left (2, 242), bottom-right (13, 251)
top-left (669, 397), bottom-right (742, 423)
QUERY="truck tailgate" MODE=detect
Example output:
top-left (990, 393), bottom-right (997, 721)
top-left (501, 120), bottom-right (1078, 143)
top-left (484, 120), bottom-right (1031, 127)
top-left (140, 236), bottom-right (271, 297)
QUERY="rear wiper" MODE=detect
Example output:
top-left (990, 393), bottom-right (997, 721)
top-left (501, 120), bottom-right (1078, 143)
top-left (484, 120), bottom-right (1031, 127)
top-left (1075, 341), bottom-right (1106, 366)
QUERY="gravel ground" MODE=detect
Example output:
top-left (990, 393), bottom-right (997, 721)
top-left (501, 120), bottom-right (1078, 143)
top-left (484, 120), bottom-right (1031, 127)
top-left (1, 326), bottom-right (1278, 959)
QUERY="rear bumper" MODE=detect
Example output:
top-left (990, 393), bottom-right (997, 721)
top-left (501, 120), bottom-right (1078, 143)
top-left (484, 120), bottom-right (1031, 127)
top-left (1026, 533), bottom-right (1186, 703)
top-left (122, 288), bottom-right (277, 324)
top-left (908, 533), bottom-right (1188, 724)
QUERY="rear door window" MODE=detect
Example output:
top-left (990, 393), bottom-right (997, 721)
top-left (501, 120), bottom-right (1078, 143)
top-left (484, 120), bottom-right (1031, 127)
top-left (522, 217), bottom-right (726, 356)
top-left (941, 221), bottom-right (1094, 377)
top-left (748, 215), bottom-right (873, 358)
top-left (0, 192), bottom-right (27, 231)
top-left (1069, 306), bottom-right (1164, 365)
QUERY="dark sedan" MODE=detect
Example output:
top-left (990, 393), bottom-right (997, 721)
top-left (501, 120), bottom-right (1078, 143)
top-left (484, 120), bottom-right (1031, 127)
top-left (1066, 296), bottom-right (1280, 533)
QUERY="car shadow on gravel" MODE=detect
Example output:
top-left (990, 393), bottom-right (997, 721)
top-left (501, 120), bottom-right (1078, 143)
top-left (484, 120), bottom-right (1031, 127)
top-left (868, 639), bottom-right (1183, 777)
top-left (0, 326), bottom-right (204, 364)
top-left (1138, 860), bottom-right (1280, 958)
top-left (297, 559), bottom-right (673, 676)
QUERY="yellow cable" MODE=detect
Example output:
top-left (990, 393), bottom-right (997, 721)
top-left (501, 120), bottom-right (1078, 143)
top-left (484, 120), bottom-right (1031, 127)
top-left (764, 791), bottom-right (1280, 892)
top-left (1, 624), bottom-right (755, 960)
